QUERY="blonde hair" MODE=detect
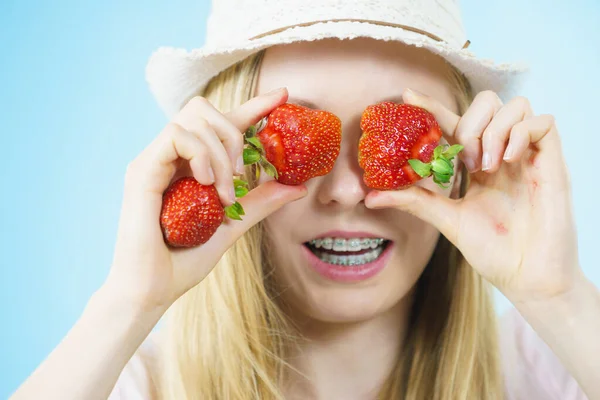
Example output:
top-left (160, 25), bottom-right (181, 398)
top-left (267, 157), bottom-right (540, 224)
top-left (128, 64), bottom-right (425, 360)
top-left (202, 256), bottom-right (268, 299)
top-left (157, 49), bottom-right (502, 400)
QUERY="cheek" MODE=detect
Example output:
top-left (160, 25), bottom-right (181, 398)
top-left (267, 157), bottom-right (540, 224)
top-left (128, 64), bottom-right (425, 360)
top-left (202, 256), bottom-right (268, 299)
top-left (263, 192), bottom-right (306, 234)
top-left (262, 195), bottom-right (308, 268)
top-left (387, 211), bottom-right (441, 287)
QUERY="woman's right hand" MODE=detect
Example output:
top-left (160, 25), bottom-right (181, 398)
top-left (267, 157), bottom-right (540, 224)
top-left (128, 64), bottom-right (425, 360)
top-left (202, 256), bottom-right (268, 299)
top-left (105, 87), bottom-right (306, 314)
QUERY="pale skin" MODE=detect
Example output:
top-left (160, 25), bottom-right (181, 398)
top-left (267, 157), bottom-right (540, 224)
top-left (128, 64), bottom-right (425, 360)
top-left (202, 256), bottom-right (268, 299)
top-left (11, 38), bottom-right (599, 400)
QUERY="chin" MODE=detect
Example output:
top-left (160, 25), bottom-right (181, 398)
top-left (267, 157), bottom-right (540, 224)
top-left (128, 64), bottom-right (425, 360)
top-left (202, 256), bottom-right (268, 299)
top-left (290, 284), bottom-right (407, 323)
top-left (274, 258), bottom-right (419, 325)
top-left (268, 232), bottom-right (433, 325)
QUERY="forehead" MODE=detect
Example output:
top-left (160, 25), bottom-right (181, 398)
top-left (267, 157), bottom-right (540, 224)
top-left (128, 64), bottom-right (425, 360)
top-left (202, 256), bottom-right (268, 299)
top-left (256, 38), bottom-right (457, 114)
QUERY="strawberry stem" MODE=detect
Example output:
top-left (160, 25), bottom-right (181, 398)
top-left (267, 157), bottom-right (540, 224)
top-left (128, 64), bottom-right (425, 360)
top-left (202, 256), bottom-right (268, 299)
top-left (242, 122), bottom-right (279, 179)
top-left (408, 144), bottom-right (464, 189)
top-left (223, 121), bottom-right (274, 222)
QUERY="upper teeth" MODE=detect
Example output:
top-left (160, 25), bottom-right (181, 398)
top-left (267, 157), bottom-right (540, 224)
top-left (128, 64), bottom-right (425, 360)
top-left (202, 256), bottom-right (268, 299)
top-left (309, 237), bottom-right (385, 251)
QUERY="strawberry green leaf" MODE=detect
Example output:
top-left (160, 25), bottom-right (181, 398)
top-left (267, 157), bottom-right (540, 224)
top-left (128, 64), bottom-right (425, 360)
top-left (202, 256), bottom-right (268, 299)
top-left (244, 148), bottom-right (261, 165)
top-left (255, 165), bottom-right (261, 180)
top-left (432, 176), bottom-right (452, 189)
top-left (245, 125), bottom-right (257, 138)
top-left (408, 159), bottom-right (433, 178)
top-left (224, 205), bottom-right (242, 221)
top-left (260, 159), bottom-right (279, 179)
top-left (433, 171), bottom-right (452, 183)
top-left (245, 136), bottom-right (263, 150)
top-left (235, 186), bottom-right (249, 198)
top-left (232, 201), bottom-right (245, 216)
top-left (431, 158), bottom-right (453, 176)
top-left (233, 179), bottom-right (249, 198)
top-left (432, 172), bottom-right (452, 190)
top-left (433, 145), bottom-right (443, 159)
top-left (441, 144), bottom-right (464, 160)
top-left (233, 179), bottom-right (248, 189)
top-left (224, 201), bottom-right (245, 220)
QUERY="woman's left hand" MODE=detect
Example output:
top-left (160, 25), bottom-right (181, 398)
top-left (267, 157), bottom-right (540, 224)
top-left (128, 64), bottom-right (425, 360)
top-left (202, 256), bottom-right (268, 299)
top-left (365, 88), bottom-right (582, 305)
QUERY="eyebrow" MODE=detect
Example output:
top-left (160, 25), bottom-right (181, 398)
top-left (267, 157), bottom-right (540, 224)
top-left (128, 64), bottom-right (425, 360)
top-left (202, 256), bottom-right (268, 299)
top-left (287, 95), bottom-right (406, 110)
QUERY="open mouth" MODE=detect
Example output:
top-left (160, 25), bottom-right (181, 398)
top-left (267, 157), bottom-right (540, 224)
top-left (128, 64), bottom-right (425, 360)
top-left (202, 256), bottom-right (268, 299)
top-left (304, 237), bottom-right (391, 266)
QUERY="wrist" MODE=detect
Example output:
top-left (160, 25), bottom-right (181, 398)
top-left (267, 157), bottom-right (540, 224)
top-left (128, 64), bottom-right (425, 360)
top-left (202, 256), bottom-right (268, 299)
top-left (90, 281), bottom-right (167, 331)
top-left (100, 268), bottom-right (176, 316)
top-left (513, 272), bottom-right (597, 323)
top-left (509, 271), bottom-right (600, 398)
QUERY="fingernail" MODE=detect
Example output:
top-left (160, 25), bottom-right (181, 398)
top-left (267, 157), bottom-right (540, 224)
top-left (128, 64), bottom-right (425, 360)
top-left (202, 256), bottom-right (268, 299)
top-left (503, 144), bottom-right (514, 160)
top-left (229, 187), bottom-right (236, 203)
top-left (236, 155), bottom-right (245, 175)
top-left (482, 152), bottom-right (492, 171)
top-left (208, 168), bottom-right (215, 182)
top-left (406, 88), bottom-right (425, 97)
top-left (365, 192), bottom-right (384, 209)
top-left (265, 87), bottom-right (285, 96)
top-left (463, 157), bottom-right (477, 173)
top-left (404, 88), bottom-right (428, 102)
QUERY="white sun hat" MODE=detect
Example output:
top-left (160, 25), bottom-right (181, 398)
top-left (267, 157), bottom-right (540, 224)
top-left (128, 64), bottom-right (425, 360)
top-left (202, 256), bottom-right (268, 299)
top-left (146, 0), bottom-right (526, 118)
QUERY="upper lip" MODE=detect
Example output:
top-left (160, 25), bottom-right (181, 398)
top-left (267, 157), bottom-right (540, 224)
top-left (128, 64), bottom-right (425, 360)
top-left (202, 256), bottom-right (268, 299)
top-left (304, 230), bottom-right (390, 242)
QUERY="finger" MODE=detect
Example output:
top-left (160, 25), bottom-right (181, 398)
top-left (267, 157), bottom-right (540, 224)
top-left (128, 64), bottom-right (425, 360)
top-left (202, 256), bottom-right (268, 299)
top-left (225, 87), bottom-right (289, 131)
top-left (481, 96), bottom-right (532, 173)
top-left (130, 122), bottom-right (213, 194)
top-left (189, 153), bottom-right (214, 187)
top-left (364, 186), bottom-right (460, 244)
top-left (185, 118), bottom-right (236, 205)
top-left (503, 114), bottom-right (559, 163)
top-left (169, 181), bottom-right (308, 285)
top-left (402, 88), bottom-right (461, 145)
top-left (215, 180), bottom-right (308, 244)
top-left (167, 126), bottom-right (217, 188)
top-left (176, 96), bottom-right (246, 175)
top-left (120, 123), bottom-right (216, 256)
top-left (455, 90), bottom-right (503, 173)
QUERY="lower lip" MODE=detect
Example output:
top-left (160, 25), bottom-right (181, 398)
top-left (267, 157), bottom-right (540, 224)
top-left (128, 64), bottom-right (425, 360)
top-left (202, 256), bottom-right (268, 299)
top-left (301, 243), bottom-right (393, 283)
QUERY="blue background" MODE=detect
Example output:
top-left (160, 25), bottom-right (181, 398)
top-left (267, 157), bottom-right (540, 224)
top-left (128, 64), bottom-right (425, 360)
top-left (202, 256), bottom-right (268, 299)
top-left (1, 0), bottom-right (598, 396)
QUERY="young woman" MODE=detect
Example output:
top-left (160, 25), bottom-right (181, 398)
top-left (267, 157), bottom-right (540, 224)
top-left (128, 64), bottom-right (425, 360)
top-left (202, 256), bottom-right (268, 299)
top-left (11, 1), bottom-right (599, 399)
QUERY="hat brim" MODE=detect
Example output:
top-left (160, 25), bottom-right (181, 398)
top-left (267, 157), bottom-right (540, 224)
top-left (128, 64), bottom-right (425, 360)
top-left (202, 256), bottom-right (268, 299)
top-left (146, 20), bottom-right (527, 118)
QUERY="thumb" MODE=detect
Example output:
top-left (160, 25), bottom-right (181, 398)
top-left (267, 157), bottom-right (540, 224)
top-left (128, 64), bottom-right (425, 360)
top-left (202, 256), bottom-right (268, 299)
top-left (365, 186), bottom-right (460, 244)
top-left (225, 87), bottom-right (289, 131)
top-left (403, 88), bottom-right (461, 146)
top-left (216, 180), bottom-right (308, 244)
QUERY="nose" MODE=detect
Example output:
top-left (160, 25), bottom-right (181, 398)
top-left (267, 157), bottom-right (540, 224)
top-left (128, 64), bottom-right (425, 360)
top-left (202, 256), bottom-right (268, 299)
top-left (315, 121), bottom-right (369, 208)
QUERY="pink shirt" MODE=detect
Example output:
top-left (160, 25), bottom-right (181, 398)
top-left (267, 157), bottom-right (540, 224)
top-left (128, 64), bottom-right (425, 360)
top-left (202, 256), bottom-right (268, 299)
top-left (108, 308), bottom-right (588, 399)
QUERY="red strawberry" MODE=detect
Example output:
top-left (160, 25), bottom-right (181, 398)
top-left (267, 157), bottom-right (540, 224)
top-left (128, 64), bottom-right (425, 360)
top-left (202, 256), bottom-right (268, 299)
top-left (160, 102), bottom-right (341, 248)
top-left (244, 103), bottom-right (342, 185)
top-left (358, 102), bottom-right (463, 190)
top-left (160, 177), bottom-right (247, 247)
